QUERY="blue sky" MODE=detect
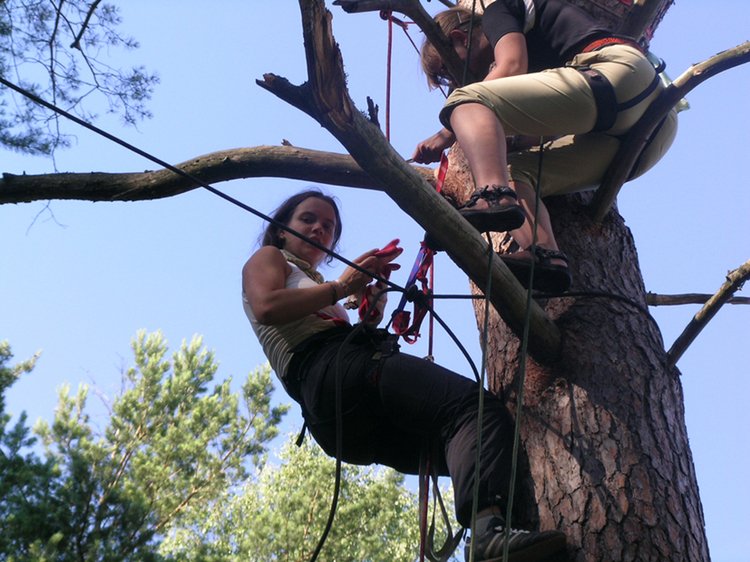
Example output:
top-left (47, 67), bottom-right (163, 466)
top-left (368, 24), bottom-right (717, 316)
top-left (1, 1), bottom-right (748, 560)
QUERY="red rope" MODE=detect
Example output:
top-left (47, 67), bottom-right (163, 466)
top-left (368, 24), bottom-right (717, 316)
top-left (381, 11), bottom-right (425, 138)
top-left (382, 11), bottom-right (394, 140)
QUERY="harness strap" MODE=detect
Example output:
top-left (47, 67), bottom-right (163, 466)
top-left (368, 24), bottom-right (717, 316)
top-left (576, 64), bottom-right (661, 132)
top-left (581, 36), bottom-right (644, 54)
top-left (578, 68), bottom-right (618, 132)
top-left (389, 154), bottom-right (449, 343)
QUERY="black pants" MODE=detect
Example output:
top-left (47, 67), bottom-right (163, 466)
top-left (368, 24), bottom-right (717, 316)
top-left (288, 327), bottom-right (515, 527)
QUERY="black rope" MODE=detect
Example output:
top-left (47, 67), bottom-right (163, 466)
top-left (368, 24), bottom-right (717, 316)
top-left (0, 75), bottom-right (401, 292)
top-left (500, 136), bottom-right (547, 562)
top-left (308, 320), bottom-right (369, 561)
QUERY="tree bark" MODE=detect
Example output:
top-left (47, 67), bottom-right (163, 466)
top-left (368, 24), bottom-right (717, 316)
top-left (486, 196), bottom-right (708, 560)
top-left (0, 145), bottom-right (415, 204)
top-left (432, 138), bottom-right (709, 558)
top-left (451, 2), bottom-right (709, 559)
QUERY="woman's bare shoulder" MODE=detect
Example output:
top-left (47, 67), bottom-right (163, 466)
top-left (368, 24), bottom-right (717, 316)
top-left (243, 246), bottom-right (288, 276)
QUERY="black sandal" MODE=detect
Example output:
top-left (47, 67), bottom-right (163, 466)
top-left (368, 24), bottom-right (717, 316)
top-left (459, 185), bottom-right (525, 233)
top-left (500, 246), bottom-right (572, 293)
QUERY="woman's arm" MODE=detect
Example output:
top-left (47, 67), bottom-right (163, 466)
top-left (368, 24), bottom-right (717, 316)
top-left (243, 246), bottom-right (380, 325)
top-left (485, 31), bottom-right (528, 81)
top-left (412, 127), bottom-right (456, 164)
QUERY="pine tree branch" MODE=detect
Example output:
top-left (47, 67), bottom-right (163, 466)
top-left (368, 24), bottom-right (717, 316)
top-left (70, 0), bottom-right (103, 50)
top-left (255, 0), bottom-right (561, 361)
top-left (666, 259), bottom-right (750, 368)
top-left (646, 292), bottom-right (750, 306)
top-left (0, 145), bottom-right (438, 203)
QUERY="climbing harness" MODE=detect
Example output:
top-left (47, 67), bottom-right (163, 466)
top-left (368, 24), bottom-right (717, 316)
top-left (571, 38), bottom-right (668, 132)
top-left (388, 153), bottom-right (449, 344)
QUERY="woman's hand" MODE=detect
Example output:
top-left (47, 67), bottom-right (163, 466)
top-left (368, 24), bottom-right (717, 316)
top-left (343, 239), bottom-right (403, 325)
top-left (336, 249), bottom-right (380, 298)
top-left (411, 128), bottom-right (456, 164)
top-left (337, 240), bottom-right (402, 293)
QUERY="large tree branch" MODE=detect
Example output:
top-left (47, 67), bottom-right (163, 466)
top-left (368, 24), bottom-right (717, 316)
top-left (590, 41), bottom-right (750, 222)
top-left (666, 259), bottom-right (750, 368)
top-left (0, 145), bottom-right (438, 203)
top-left (257, 0), bottom-right (560, 361)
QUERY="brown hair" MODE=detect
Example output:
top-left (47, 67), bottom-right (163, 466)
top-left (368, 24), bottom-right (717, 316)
top-left (420, 7), bottom-right (483, 89)
top-left (261, 190), bottom-right (343, 263)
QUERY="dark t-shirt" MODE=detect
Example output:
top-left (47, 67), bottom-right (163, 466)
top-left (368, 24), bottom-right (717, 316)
top-left (482, 0), bottom-right (613, 71)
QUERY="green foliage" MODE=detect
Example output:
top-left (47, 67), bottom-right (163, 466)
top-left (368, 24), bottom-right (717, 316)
top-left (2, 335), bottom-right (462, 561)
top-left (159, 437), bottom-right (423, 562)
top-left (0, 0), bottom-right (158, 155)
top-left (0, 332), bottom-right (287, 561)
top-left (0, 342), bottom-right (62, 560)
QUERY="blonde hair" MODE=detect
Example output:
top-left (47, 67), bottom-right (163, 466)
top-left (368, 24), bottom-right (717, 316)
top-left (420, 8), bottom-right (483, 89)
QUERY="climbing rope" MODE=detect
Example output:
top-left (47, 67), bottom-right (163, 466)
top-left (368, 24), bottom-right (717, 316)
top-left (0, 74), bottom-right (494, 562)
top-left (0, 75), bottom-right (401, 293)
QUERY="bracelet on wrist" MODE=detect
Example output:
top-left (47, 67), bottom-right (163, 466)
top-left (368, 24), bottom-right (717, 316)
top-left (328, 281), bottom-right (340, 305)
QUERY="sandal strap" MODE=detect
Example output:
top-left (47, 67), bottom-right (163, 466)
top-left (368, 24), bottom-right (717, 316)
top-left (531, 246), bottom-right (569, 266)
top-left (462, 184), bottom-right (518, 209)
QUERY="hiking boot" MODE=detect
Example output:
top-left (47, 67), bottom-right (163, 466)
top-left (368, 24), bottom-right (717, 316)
top-left (465, 516), bottom-right (566, 562)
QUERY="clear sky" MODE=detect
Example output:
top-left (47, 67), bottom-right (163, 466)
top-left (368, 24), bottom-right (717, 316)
top-left (1, 1), bottom-right (748, 560)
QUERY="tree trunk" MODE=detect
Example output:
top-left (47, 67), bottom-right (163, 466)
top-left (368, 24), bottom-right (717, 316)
top-left (436, 139), bottom-right (708, 559)
top-left (486, 196), bottom-right (707, 560)
top-left (444, 2), bottom-right (708, 559)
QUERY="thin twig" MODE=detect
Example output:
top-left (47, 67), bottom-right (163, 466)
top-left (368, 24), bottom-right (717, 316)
top-left (667, 260), bottom-right (750, 367)
top-left (70, 0), bottom-right (102, 50)
top-left (647, 292), bottom-right (750, 306)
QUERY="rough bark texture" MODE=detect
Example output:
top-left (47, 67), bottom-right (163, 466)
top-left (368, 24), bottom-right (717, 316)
top-left (486, 197), bottom-right (708, 561)
top-left (434, 142), bottom-right (708, 559)
top-left (448, 2), bottom-right (708, 559)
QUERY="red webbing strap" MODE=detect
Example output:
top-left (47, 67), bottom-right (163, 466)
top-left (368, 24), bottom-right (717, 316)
top-left (356, 238), bottom-right (402, 322)
top-left (389, 154), bottom-right (449, 343)
top-left (418, 448), bottom-right (430, 562)
top-left (435, 152), bottom-right (448, 194)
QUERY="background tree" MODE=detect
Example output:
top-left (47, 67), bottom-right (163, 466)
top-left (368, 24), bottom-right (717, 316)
top-left (0, 333), bottom-right (287, 561)
top-left (0, 341), bottom-right (62, 559)
top-left (160, 436), bottom-right (426, 561)
top-left (2, 336), bottom-right (430, 561)
top-left (0, 0), bottom-right (157, 154)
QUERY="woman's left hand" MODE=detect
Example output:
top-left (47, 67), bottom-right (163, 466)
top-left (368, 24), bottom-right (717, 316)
top-left (348, 239), bottom-right (403, 324)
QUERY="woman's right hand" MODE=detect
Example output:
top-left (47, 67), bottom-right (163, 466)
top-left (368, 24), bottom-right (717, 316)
top-left (411, 128), bottom-right (455, 164)
top-left (337, 242), bottom-right (403, 299)
top-left (336, 250), bottom-right (380, 298)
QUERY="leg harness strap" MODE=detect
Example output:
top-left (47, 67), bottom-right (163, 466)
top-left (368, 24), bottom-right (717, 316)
top-left (575, 65), bottom-right (661, 132)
